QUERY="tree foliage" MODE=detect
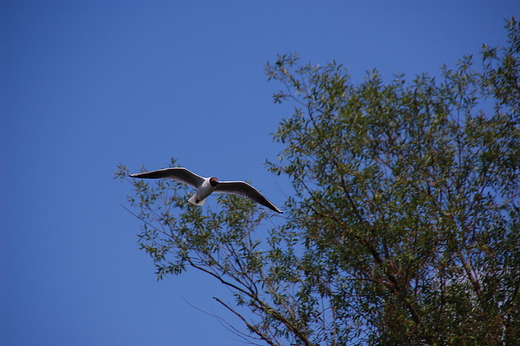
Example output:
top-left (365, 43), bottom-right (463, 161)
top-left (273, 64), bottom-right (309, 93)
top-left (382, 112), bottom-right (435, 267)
top-left (116, 18), bottom-right (519, 345)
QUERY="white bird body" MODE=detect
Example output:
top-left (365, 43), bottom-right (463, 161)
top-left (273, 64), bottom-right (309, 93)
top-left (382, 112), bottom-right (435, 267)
top-left (188, 177), bottom-right (217, 206)
top-left (130, 167), bottom-right (282, 213)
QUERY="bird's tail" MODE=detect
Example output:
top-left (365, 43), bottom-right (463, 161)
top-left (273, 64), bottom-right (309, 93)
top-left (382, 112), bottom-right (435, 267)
top-left (188, 193), bottom-right (205, 206)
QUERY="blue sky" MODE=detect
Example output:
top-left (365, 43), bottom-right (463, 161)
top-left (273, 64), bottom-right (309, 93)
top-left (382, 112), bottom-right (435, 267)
top-left (1, 1), bottom-right (518, 345)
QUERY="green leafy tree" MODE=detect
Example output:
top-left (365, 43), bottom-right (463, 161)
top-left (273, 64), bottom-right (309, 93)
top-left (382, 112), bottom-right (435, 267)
top-left (116, 18), bottom-right (519, 345)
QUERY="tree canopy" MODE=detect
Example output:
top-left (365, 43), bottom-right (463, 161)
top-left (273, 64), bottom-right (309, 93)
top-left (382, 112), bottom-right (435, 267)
top-left (116, 18), bottom-right (519, 345)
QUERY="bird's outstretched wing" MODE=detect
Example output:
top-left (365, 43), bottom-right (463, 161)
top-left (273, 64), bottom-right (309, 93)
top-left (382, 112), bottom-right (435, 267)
top-left (215, 181), bottom-right (283, 213)
top-left (130, 167), bottom-right (205, 188)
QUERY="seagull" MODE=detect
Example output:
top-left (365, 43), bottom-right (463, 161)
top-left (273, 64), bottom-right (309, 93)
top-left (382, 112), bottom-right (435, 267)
top-left (130, 167), bottom-right (283, 213)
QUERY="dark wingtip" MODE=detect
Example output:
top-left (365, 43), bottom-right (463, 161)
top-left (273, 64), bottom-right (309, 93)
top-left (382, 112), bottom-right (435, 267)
top-left (266, 206), bottom-right (283, 214)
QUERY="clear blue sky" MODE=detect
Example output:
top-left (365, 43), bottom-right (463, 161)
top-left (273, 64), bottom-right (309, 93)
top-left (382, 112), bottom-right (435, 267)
top-left (1, 1), bottom-right (518, 345)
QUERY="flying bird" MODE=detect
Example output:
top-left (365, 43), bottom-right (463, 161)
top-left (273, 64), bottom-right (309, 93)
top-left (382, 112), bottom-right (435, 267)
top-left (130, 167), bottom-right (283, 213)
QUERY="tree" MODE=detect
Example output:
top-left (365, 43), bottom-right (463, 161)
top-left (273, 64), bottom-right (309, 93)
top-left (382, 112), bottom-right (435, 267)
top-left (116, 18), bottom-right (519, 345)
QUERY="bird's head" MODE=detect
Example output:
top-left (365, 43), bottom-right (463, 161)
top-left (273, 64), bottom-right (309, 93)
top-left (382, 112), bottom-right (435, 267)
top-left (209, 177), bottom-right (219, 186)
